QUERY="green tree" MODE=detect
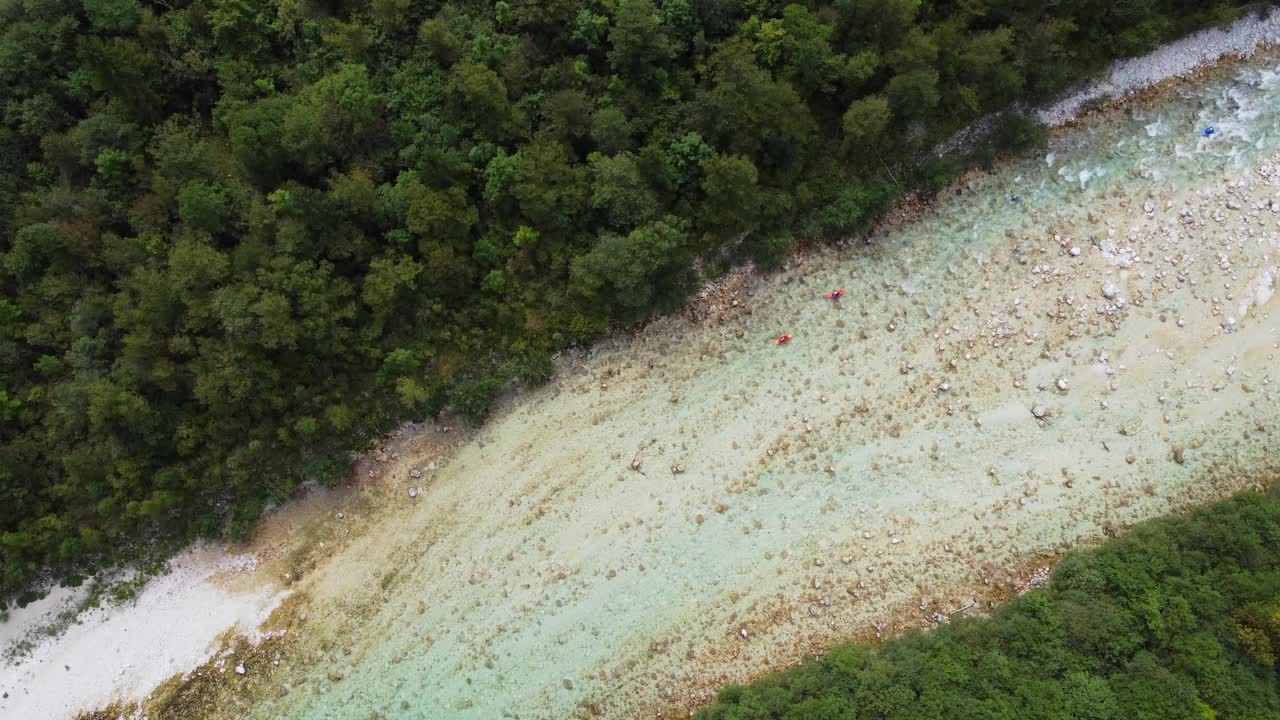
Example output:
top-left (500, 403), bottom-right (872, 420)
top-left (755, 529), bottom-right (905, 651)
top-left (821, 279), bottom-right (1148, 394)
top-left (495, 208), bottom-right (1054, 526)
top-left (842, 95), bottom-right (891, 156)
top-left (589, 152), bottom-right (660, 228)
top-left (608, 0), bottom-right (675, 78)
top-left (208, 0), bottom-right (272, 58)
top-left (446, 63), bottom-right (513, 140)
top-left (699, 154), bottom-right (761, 236)
top-left (510, 141), bottom-right (588, 234)
top-left (777, 4), bottom-right (838, 96)
top-left (82, 0), bottom-right (141, 33)
top-left (591, 106), bottom-right (633, 154)
top-left (572, 9), bottom-right (610, 50)
top-left (834, 0), bottom-right (919, 47)
top-left (542, 89), bottom-right (593, 142)
top-left (77, 37), bottom-right (159, 121)
top-left (177, 181), bottom-right (232, 234)
top-left (570, 216), bottom-right (693, 313)
top-left (702, 38), bottom-right (815, 172)
top-left (372, 0), bottom-right (412, 31)
top-left (278, 64), bottom-right (383, 172)
top-left (886, 67), bottom-right (940, 121)
top-left (419, 18), bottom-right (460, 66)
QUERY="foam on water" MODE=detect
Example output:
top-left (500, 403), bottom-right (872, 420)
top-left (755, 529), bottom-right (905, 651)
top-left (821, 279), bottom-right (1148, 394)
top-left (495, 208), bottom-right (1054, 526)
top-left (219, 56), bottom-right (1280, 720)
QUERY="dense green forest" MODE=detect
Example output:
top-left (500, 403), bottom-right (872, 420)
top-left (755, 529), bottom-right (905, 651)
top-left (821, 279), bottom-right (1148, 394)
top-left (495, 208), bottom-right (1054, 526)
top-left (696, 487), bottom-right (1280, 720)
top-left (0, 0), bottom-right (1266, 597)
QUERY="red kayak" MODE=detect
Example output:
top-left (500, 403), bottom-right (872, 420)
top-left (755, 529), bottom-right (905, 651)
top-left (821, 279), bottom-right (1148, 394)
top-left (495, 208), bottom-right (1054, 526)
top-left (825, 290), bottom-right (846, 300)
top-left (776, 334), bottom-right (792, 345)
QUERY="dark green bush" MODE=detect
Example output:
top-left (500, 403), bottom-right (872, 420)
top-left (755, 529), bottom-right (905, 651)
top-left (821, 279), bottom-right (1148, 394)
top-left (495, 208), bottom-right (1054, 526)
top-left (995, 113), bottom-right (1050, 152)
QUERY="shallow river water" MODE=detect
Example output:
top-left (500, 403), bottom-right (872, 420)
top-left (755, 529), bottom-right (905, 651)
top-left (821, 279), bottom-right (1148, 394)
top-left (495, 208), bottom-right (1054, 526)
top-left (202, 54), bottom-right (1280, 720)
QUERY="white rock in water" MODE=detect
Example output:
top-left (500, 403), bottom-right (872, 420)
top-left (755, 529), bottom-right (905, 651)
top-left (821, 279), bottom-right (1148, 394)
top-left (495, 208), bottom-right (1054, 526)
top-left (408, 487), bottom-right (418, 498)
top-left (1101, 282), bottom-right (1120, 300)
top-left (1056, 378), bottom-right (1069, 391)
top-left (938, 382), bottom-right (951, 392)
top-left (235, 664), bottom-right (246, 675)
top-left (1069, 247), bottom-right (1081, 257)
top-left (1032, 404), bottom-right (1048, 419)
top-left (409, 469), bottom-right (422, 479)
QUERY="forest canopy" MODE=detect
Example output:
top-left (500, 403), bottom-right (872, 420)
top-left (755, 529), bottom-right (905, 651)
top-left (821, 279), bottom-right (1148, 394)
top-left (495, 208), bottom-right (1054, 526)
top-left (0, 0), bottom-right (1264, 595)
top-left (695, 486), bottom-right (1280, 720)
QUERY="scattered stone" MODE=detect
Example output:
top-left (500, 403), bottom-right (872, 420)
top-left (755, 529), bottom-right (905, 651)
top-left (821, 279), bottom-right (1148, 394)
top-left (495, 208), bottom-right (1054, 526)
top-left (1056, 378), bottom-right (1069, 392)
top-left (328, 670), bottom-right (344, 682)
top-left (562, 678), bottom-right (574, 690)
top-left (409, 469), bottom-right (422, 479)
top-left (235, 663), bottom-right (245, 675)
top-left (1069, 246), bottom-right (1082, 257)
top-left (1101, 282), bottom-right (1120, 300)
top-left (1172, 447), bottom-right (1185, 465)
top-left (1031, 404), bottom-right (1048, 419)
top-left (408, 487), bottom-right (418, 498)
top-left (1125, 455), bottom-right (1136, 464)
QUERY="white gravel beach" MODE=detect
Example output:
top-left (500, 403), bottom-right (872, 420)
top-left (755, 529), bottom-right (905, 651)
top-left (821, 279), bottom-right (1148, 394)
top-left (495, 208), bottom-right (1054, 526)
top-left (0, 545), bottom-right (280, 720)
top-left (1038, 8), bottom-right (1280, 125)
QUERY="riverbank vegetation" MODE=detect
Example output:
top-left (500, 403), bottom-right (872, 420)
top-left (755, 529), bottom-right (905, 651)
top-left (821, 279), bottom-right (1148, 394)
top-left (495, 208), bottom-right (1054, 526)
top-left (697, 486), bottom-right (1280, 720)
top-left (0, 0), bottom-right (1267, 596)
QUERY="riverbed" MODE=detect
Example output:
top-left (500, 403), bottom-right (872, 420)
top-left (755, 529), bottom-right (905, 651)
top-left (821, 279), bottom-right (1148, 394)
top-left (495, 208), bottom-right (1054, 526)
top-left (223, 49), bottom-right (1279, 720)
